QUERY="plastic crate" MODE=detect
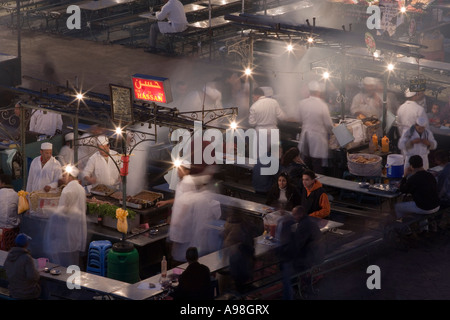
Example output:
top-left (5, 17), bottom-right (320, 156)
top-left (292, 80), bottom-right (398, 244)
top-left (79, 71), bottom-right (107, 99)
top-left (0, 227), bottom-right (20, 251)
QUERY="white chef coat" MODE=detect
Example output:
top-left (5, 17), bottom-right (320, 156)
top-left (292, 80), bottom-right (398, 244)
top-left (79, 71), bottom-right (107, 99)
top-left (168, 175), bottom-right (197, 241)
top-left (169, 185), bottom-right (221, 260)
top-left (57, 145), bottom-right (74, 166)
top-left (26, 156), bottom-right (62, 192)
top-left (0, 187), bottom-right (19, 229)
top-left (398, 126), bottom-right (437, 170)
top-left (156, 0), bottom-right (188, 33)
top-left (29, 109), bottom-right (63, 136)
top-left (350, 92), bottom-right (383, 119)
top-left (296, 96), bottom-right (333, 159)
top-left (77, 133), bottom-right (98, 170)
top-left (82, 150), bottom-right (120, 187)
top-left (396, 101), bottom-right (429, 136)
top-left (179, 87), bottom-right (223, 126)
top-left (248, 96), bottom-right (286, 131)
top-left (44, 179), bottom-right (87, 262)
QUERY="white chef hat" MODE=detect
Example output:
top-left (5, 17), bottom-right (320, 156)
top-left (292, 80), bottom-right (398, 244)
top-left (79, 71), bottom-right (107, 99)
top-left (405, 88), bottom-right (417, 98)
top-left (65, 132), bottom-right (74, 141)
top-left (97, 135), bottom-right (109, 145)
top-left (363, 77), bottom-right (378, 86)
top-left (416, 116), bottom-right (427, 127)
top-left (203, 85), bottom-right (222, 102)
top-left (64, 165), bottom-right (79, 178)
top-left (260, 86), bottom-right (274, 97)
top-left (308, 80), bottom-right (325, 92)
top-left (41, 142), bottom-right (52, 150)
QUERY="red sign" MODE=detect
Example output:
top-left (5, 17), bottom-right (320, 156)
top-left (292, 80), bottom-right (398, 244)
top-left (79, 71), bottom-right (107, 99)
top-left (131, 74), bottom-right (173, 104)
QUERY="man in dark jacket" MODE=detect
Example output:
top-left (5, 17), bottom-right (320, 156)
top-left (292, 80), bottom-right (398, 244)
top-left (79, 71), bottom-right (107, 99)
top-left (4, 233), bottom-right (41, 300)
top-left (172, 247), bottom-right (213, 300)
top-left (280, 205), bottom-right (324, 300)
top-left (395, 155), bottom-right (440, 229)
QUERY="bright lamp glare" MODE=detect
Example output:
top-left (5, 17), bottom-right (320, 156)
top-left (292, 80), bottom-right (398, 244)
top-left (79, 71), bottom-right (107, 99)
top-left (244, 68), bottom-right (252, 76)
top-left (307, 37), bottom-right (314, 44)
top-left (373, 51), bottom-right (379, 58)
top-left (76, 93), bottom-right (84, 100)
top-left (230, 121), bottom-right (237, 130)
top-left (65, 165), bottom-right (73, 174)
top-left (323, 71), bottom-right (330, 79)
top-left (400, 6), bottom-right (406, 13)
top-left (115, 127), bottom-right (123, 135)
top-left (287, 44), bottom-right (294, 52)
top-left (387, 63), bottom-right (395, 71)
top-left (174, 159), bottom-right (181, 168)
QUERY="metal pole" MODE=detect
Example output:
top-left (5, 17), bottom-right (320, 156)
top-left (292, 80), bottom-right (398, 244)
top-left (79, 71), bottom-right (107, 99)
top-left (248, 36), bottom-right (254, 110)
top-left (121, 131), bottom-right (127, 241)
top-left (16, 0), bottom-right (22, 83)
top-left (382, 72), bottom-right (388, 136)
top-left (20, 105), bottom-right (26, 189)
top-left (340, 56), bottom-right (346, 121)
top-left (73, 106), bottom-right (79, 165)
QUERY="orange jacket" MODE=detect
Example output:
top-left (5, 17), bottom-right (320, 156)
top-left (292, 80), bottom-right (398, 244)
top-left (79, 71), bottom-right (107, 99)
top-left (305, 180), bottom-right (330, 219)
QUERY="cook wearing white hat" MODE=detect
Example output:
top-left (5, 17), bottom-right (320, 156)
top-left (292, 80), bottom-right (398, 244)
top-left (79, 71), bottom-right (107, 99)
top-left (65, 132), bottom-right (74, 141)
top-left (41, 142), bottom-right (53, 150)
top-left (404, 88), bottom-right (417, 98)
top-left (416, 115), bottom-right (428, 127)
top-left (398, 112), bottom-right (437, 171)
top-left (82, 134), bottom-right (120, 187)
top-left (308, 80), bottom-right (325, 93)
top-left (64, 165), bottom-right (79, 178)
top-left (97, 135), bottom-right (109, 145)
top-left (260, 86), bottom-right (274, 97)
top-left (27, 142), bottom-right (62, 193)
top-left (58, 133), bottom-right (75, 167)
top-left (363, 77), bottom-right (378, 86)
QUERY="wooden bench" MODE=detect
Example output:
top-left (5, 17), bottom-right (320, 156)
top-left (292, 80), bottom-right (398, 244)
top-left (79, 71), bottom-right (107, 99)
top-left (120, 19), bottom-right (149, 45)
top-left (159, 26), bottom-right (206, 55)
top-left (383, 206), bottom-right (450, 248)
top-left (90, 13), bottom-right (142, 43)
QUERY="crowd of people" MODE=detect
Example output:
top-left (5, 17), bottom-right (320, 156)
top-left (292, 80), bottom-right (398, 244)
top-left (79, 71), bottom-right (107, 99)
top-left (1, 67), bottom-right (450, 300)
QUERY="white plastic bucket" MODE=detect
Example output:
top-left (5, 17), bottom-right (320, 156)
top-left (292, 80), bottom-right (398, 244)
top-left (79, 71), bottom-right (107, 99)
top-left (386, 154), bottom-right (404, 178)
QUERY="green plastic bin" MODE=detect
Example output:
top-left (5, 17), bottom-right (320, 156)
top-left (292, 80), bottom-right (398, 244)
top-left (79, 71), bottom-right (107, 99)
top-left (107, 242), bottom-right (140, 284)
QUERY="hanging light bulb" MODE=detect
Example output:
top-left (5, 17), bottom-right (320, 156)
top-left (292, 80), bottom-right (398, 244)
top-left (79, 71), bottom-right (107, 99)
top-left (173, 159), bottom-right (182, 168)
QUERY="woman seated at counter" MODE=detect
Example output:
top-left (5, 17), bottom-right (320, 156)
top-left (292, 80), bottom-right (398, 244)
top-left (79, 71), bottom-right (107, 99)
top-left (301, 170), bottom-right (330, 219)
top-left (266, 172), bottom-right (301, 211)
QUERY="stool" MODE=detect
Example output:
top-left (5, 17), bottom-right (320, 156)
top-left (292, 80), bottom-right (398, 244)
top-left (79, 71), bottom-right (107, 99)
top-left (0, 227), bottom-right (20, 251)
top-left (86, 240), bottom-right (112, 276)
